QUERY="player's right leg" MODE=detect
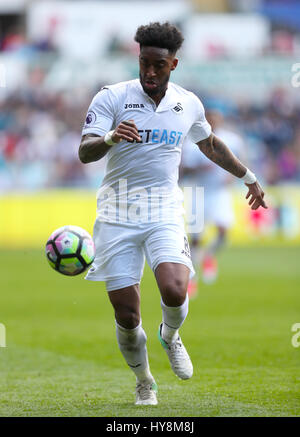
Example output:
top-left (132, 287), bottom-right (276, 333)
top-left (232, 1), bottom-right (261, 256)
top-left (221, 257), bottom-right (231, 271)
top-left (85, 220), bottom-right (157, 405)
top-left (108, 284), bottom-right (157, 405)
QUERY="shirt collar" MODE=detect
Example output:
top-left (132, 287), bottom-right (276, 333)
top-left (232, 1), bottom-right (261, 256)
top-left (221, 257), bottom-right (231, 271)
top-left (135, 79), bottom-right (176, 111)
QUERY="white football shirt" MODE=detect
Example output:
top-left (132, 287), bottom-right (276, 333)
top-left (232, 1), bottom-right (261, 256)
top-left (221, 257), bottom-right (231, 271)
top-left (82, 79), bottom-right (211, 223)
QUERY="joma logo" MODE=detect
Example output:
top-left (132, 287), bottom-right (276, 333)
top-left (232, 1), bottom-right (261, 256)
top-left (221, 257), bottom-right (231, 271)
top-left (125, 103), bottom-right (145, 109)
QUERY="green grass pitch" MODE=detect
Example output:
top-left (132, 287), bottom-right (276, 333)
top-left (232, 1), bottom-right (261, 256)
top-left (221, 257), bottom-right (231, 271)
top-left (0, 247), bottom-right (299, 417)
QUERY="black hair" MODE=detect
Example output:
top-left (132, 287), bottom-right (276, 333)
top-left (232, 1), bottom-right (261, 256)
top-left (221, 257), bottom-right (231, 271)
top-left (134, 22), bottom-right (184, 54)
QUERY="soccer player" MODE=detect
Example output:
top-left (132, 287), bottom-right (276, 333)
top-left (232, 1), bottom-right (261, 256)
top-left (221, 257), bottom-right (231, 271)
top-left (181, 108), bottom-right (247, 293)
top-left (78, 22), bottom-right (267, 406)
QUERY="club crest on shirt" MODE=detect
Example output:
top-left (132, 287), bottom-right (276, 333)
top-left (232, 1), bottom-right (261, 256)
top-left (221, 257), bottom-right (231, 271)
top-left (85, 110), bottom-right (97, 126)
top-left (172, 102), bottom-right (183, 114)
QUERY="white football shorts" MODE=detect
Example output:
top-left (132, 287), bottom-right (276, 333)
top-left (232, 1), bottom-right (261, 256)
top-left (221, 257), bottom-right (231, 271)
top-left (85, 218), bottom-right (195, 291)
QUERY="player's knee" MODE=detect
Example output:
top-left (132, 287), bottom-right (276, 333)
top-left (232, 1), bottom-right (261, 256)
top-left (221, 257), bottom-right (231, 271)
top-left (161, 278), bottom-right (187, 307)
top-left (115, 309), bottom-right (140, 330)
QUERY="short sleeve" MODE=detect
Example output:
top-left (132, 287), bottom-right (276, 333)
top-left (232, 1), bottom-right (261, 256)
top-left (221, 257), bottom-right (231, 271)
top-left (187, 95), bottom-right (212, 143)
top-left (82, 87), bottom-right (115, 137)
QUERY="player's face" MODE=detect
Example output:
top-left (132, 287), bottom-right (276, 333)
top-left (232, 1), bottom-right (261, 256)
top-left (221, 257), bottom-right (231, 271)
top-left (139, 46), bottom-right (178, 100)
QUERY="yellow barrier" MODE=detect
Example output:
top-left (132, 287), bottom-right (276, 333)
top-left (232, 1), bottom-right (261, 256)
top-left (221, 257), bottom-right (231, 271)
top-left (209, 185), bottom-right (300, 246)
top-left (0, 190), bottom-right (97, 248)
top-left (0, 186), bottom-right (300, 248)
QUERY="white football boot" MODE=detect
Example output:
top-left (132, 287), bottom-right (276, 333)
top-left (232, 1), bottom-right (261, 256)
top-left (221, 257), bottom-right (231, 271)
top-left (158, 323), bottom-right (193, 380)
top-left (135, 381), bottom-right (158, 406)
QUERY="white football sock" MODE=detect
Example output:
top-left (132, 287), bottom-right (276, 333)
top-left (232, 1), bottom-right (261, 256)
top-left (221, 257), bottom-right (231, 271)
top-left (115, 321), bottom-right (154, 383)
top-left (161, 295), bottom-right (189, 344)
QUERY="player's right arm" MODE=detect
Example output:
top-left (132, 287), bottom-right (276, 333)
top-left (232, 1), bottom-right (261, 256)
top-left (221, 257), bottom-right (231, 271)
top-left (79, 134), bottom-right (111, 163)
top-left (79, 121), bottom-right (141, 163)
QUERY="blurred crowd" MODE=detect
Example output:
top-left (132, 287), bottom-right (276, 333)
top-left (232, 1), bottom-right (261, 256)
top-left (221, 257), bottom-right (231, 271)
top-left (205, 87), bottom-right (300, 185)
top-left (0, 68), bottom-right (106, 192)
top-left (1, 8), bottom-right (300, 192)
top-left (1, 72), bottom-right (300, 192)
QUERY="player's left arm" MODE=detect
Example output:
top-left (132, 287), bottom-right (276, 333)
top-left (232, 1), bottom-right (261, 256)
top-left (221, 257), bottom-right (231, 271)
top-left (197, 133), bottom-right (267, 210)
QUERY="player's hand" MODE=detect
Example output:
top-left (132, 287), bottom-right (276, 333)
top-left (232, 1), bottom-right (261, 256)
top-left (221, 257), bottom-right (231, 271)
top-left (111, 119), bottom-right (141, 143)
top-left (245, 181), bottom-right (267, 210)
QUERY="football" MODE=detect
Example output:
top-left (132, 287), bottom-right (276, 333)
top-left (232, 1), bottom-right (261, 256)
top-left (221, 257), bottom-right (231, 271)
top-left (45, 225), bottom-right (95, 276)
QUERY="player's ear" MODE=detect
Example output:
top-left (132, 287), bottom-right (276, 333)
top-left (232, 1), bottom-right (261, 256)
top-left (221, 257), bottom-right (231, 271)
top-left (170, 58), bottom-right (178, 71)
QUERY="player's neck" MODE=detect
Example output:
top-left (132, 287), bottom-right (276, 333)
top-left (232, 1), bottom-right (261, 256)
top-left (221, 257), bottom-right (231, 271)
top-left (147, 88), bottom-right (167, 107)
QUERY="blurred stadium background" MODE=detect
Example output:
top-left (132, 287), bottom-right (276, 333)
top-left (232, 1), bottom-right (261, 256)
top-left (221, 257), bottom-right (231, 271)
top-left (0, 0), bottom-right (300, 247)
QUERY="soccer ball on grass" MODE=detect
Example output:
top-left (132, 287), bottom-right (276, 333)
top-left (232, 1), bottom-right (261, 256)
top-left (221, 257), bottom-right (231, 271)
top-left (46, 225), bottom-right (95, 276)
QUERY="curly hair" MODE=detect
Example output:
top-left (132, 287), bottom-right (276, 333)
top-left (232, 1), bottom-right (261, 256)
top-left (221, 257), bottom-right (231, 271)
top-left (134, 22), bottom-right (184, 54)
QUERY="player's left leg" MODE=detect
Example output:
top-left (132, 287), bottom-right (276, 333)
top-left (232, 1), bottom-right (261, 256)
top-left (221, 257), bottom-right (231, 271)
top-left (144, 221), bottom-right (194, 379)
top-left (155, 261), bottom-right (190, 338)
top-left (155, 262), bottom-right (193, 379)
